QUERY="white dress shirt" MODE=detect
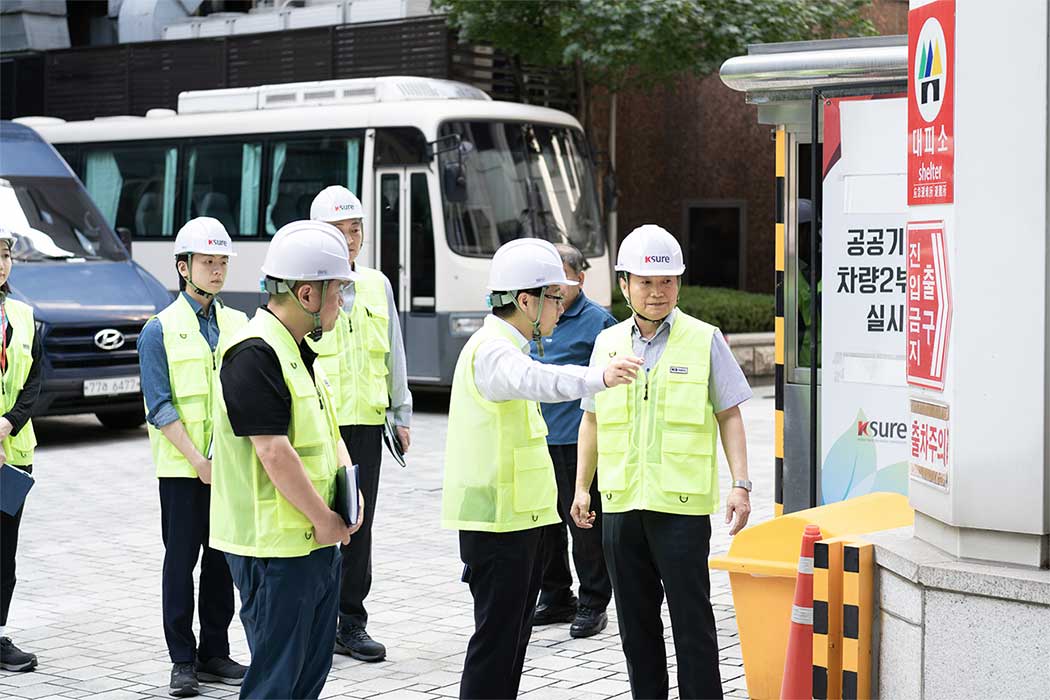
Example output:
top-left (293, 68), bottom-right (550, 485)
top-left (473, 316), bottom-right (607, 403)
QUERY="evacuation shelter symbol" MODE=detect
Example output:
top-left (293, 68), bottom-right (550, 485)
top-left (915, 16), bottom-right (948, 123)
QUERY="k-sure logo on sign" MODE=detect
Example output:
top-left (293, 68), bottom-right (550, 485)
top-left (857, 420), bottom-right (907, 441)
top-left (644, 255), bottom-right (671, 264)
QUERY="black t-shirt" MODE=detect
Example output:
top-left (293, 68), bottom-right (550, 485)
top-left (219, 308), bottom-right (317, 437)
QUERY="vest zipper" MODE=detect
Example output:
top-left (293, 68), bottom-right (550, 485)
top-left (643, 368), bottom-right (650, 400)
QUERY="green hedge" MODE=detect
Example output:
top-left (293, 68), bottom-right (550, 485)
top-left (609, 285), bottom-right (774, 334)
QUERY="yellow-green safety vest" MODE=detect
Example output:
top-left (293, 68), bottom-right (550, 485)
top-left (593, 312), bottom-right (720, 516)
top-left (1, 299), bottom-right (36, 467)
top-left (145, 295), bottom-right (248, 478)
top-left (308, 266), bottom-right (390, 426)
top-left (209, 309), bottom-right (342, 558)
top-left (441, 316), bottom-right (559, 533)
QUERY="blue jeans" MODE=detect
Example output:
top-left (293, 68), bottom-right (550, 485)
top-left (226, 546), bottom-right (341, 699)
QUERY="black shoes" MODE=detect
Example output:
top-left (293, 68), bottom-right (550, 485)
top-left (533, 593), bottom-right (578, 626)
top-left (0, 637), bottom-right (37, 672)
top-left (570, 606), bottom-right (609, 638)
top-left (196, 656), bottom-right (247, 686)
top-left (169, 662), bottom-right (199, 697)
top-left (334, 625), bottom-right (386, 662)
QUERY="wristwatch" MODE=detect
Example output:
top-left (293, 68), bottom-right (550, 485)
top-left (732, 479), bottom-right (753, 492)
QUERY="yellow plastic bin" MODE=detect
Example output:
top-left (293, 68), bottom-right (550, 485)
top-left (710, 492), bottom-right (913, 700)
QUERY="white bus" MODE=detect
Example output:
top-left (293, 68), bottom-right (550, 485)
top-left (25, 77), bottom-right (610, 387)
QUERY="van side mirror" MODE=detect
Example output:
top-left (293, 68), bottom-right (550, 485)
top-left (444, 162), bottom-right (468, 203)
top-left (116, 226), bottom-right (133, 252)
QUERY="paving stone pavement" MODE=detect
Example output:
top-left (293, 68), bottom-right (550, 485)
top-left (2, 385), bottom-right (775, 700)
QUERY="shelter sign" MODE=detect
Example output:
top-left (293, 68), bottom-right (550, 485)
top-left (820, 96), bottom-right (910, 505)
top-left (908, 0), bottom-right (955, 205)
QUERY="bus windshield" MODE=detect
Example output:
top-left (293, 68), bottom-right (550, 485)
top-left (439, 121), bottom-right (604, 258)
top-left (0, 176), bottom-right (127, 262)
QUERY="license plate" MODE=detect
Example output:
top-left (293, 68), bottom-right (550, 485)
top-left (83, 376), bottom-right (141, 397)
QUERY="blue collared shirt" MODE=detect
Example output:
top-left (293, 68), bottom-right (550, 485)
top-left (138, 292), bottom-right (221, 428)
top-left (530, 292), bottom-right (618, 445)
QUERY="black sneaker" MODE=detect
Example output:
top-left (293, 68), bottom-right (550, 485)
top-left (196, 656), bottom-right (247, 686)
top-left (533, 593), bottom-right (578, 626)
top-left (0, 637), bottom-right (37, 672)
top-left (169, 662), bottom-right (199, 697)
top-left (569, 606), bottom-right (609, 638)
top-left (334, 625), bottom-right (386, 662)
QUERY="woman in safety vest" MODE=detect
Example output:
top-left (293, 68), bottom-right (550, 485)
top-left (210, 220), bottom-right (363, 700)
top-left (137, 217), bottom-right (248, 697)
top-left (0, 226), bottom-right (43, 673)
top-left (308, 185), bottom-right (411, 663)
top-left (572, 224), bottom-right (754, 700)
top-left (442, 238), bottom-right (642, 699)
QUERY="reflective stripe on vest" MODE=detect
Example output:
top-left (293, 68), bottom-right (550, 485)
top-left (146, 296), bottom-right (248, 478)
top-left (209, 309), bottom-right (341, 558)
top-left (593, 312), bottom-right (720, 516)
top-left (1, 299), bottom-right (36, 467)
top-left (441, 316), bottom-right (559, 533)
top-left (308, 267), bottom-right (390, 426)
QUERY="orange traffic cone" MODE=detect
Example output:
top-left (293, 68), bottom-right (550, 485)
top-left (781, 524), bottom-right (822, 700)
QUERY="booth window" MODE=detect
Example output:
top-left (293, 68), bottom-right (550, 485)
top-left (795, 142), bottom-right (822, 371)
top-left (684, 202), bottom-right (745, 289)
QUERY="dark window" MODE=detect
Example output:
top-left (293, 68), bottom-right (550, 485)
top-left (184, 142), bottom-right (262, 237)
top-left (409, 172), bottom-right (435, 310)
top-left (796, 142), bottom-right (822, 370)
top-left (379, 173), bottom-right (401, 309)
top-left (265, 135), bottom-right (363, 234)
top-left (81, 145), bottom-right (177, 237)
top-left (685, 204), bottom-right (744, 289)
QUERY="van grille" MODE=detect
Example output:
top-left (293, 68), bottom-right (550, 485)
top-left (43, 323), bottom-right (143, 369)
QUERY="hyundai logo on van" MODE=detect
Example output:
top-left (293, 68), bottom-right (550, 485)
top-left (94, 329), bottom-right (126, 351)
top-left (857, 420), bottom-right (907, 441)
top-left (645, 255), bottom-right (671, 264)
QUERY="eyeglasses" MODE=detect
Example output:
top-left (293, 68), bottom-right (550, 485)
top-left (545, 295), bottom-right (565, 305)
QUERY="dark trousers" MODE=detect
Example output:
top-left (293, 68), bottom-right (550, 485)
top-left (338, 424), bottom-right (383, 630)
top-left (537, 443), bottom-right (612, 611)
top-left (459, 527), bottom-right (543, 700)
top-left (0, 464), bottom-right (31, 628)
top-left (603, 511), bottom-right (722, 700)
top-left (159, 477), bottom-right (234, 664)
top-left (226, 547), bottom-right (340, 700)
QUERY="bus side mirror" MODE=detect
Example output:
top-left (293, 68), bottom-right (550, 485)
top-left (444, 162), bottom-right (468, 203)
top-left (116, 226), bottom-right (133, 251)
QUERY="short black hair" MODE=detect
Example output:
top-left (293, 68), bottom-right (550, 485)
top-left (491, 286), bottom-right (544, 319)
top-left (175, 253), bottom-right (190, 292)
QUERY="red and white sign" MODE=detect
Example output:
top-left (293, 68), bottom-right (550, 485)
top-left (910, 399), bottom-right (949, 490)
top-left (907, 0), bottom-right (955, 205)
top-left (906, 220), bottom-right (951, 390)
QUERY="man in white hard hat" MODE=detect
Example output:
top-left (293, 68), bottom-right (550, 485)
top-left (309, 185), bottom-right (411, 661)
top-left (137, 217), bottom-right (248, 697)
top-left (210, 220), bottom-right (364, 700)
top-left (572, 224), bottom-right (754, 700)
top-left (442, 238), bottom-right (643, 699)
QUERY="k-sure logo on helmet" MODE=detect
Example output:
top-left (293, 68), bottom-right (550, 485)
top-left (207, 239), bottom-right (229, 247)
top-left (645, 255), bottom-right (671, 264)
top-left (334, 203), bottom-right (356, 212)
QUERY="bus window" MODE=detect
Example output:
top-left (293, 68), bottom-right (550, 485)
top-left (379, 173), bottom-right (401, 309)
top-left (184, 142), bottom-right (262, 237)
top-left (265, 135), bottom-right (363, 234)
top-left (82, 145), bottom-right (176, 237)
top-left (409, 172), bottom-right (435, 310)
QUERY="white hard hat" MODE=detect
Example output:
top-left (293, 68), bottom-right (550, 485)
top-left (262, 220), bottom-right (356, 283)
top-left (174, 217), bottom-right (236, 257)
top-left (487, 238), bottom-right (577, 292)
top-left (0, 225), bottom-right (15, 245)
top-left (615, 224), bottom-right (685, 276)
top-left (310, 186), bottom-right (365, 223)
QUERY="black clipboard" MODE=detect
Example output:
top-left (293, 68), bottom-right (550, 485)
top-left (334, 464), bottom-right (360, 527)
top-left (382, 417), bottom-right (406, 468)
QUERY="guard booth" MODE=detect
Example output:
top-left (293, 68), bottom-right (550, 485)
top-left (720, 36), bottom-right (911, 515)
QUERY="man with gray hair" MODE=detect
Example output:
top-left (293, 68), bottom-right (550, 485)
top-left (530, 243), bottom-right (617, 638)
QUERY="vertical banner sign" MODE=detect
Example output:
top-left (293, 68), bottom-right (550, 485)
top-left (907, 0), bottom-right (955, 205)
top-left (905, 220), bottom-right (952, 390)
top-left (820, 97), bottom-right (910, 505)
top-left (910, 399), bottom-right (950, 490)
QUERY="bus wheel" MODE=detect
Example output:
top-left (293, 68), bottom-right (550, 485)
top-left (95, 410), bottom-right (145, 430)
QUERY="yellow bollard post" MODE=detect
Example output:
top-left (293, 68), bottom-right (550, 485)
top-left (812, 538), bottom-right (845, 699)
top-left (841, 542), bottom-right (873, 699)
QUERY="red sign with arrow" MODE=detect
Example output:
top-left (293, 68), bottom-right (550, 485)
top-left (906, 220), bottom-right (952, 391)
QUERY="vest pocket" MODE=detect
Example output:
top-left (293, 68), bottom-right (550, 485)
top-left (276, 452), bottom-right (331, 529)
top-left (512, 444), bottom-right (556, 513)
top-left (660, 430), bottom-right (714, 495)
top-left (663, 371), bottom-right (709, 427)
top-left (596, 430), bottom-right (629, 492)
top-left (595, 384), bottom-right (629, 426)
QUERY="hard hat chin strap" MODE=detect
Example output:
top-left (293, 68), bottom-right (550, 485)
top-left (619, 272), bottom-right (670, 325)
top-left (513, 289), bottom-right (546, 357)
top-left (181, 253), bottom-right (215, 300)
top-left (264, 277), bottom-right (328, 341)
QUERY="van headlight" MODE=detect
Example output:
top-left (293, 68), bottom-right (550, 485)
top-left (450, 315), bottom-right (484, 336)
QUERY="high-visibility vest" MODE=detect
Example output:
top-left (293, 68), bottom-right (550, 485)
top-left (593, 312), bottom-right (720, 516)
top-left (209, 309), bottom-right (341, 558)
top-left (145, 295), bottom-right (248, 478)
top-left (308, 267), bottom-right (390, 426)
top-left (1, 299), bottom-right (36, 467)
top-left (441, 316), bottom-right (559, 532)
